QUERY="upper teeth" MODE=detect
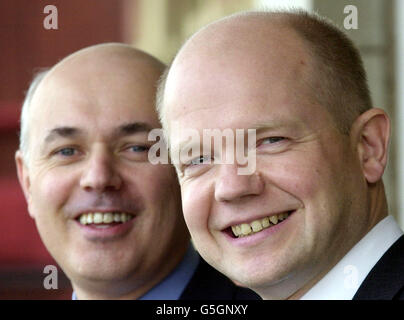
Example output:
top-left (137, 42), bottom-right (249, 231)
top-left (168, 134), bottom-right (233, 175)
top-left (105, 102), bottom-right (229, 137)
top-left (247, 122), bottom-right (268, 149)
top-left (231, 212), bottom-right (290, 237)
top-left (78, 212), bottom-right (134, 225)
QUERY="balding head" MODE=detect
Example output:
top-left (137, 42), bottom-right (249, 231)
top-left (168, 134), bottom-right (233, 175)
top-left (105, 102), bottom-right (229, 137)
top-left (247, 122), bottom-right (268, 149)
top-left (21, 43), bottom-right (165, 165)
top-left (15, 43), bottom-right (191, 299)
top-left (158, 10), bottom-right (372, 139)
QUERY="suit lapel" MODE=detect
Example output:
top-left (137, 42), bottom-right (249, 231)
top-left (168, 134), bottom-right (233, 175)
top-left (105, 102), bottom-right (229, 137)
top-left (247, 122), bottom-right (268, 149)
top-left (353, 235), bottom-right (404, 299)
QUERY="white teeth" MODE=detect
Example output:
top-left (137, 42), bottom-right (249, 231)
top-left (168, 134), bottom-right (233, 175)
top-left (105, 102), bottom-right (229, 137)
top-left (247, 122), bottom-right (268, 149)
top-left (93, 213), bottom-right (103, 224)
top-left (103, 213), bottom-right (113, 223)
top-left (113, 213), bottom-right (121, 222)
top-left (78, 212), bottom-right (134, 225)
top-left (230, 212), bottom-right (291, 238)
top-left (121, 213), bottom-right (127, 223)
top-left (79, 215), bottom-right (87, 225)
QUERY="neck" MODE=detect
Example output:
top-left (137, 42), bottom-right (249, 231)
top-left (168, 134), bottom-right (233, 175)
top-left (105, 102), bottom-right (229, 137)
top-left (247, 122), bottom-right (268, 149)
top-left (366, 181), bottom-right (388, 231)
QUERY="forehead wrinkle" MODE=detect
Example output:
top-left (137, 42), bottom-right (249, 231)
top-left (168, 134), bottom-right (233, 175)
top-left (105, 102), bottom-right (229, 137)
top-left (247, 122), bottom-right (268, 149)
top-left (251, 118), bottom-right (308, 132)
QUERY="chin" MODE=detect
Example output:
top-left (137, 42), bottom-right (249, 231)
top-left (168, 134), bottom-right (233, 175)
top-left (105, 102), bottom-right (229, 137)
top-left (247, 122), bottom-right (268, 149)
top-left (65, 252), bottom-right (137, 283)
top-left (224, 253), bottom-right (294, 290)
top-left (76, 265), bottom-right (134, 283)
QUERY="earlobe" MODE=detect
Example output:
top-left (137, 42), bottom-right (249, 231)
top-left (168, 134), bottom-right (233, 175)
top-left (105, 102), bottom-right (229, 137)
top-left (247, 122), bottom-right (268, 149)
top-left (351, 108), bottom-right (390, 184)
top-left (15, 150), bottom-right (35, 218)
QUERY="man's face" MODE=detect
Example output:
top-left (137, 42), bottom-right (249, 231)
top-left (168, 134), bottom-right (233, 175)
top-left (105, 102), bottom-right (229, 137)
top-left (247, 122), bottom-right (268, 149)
top-left (164, 30), bottom-right (367, 296)
top-left (18, 52), bottom-right (188, 287)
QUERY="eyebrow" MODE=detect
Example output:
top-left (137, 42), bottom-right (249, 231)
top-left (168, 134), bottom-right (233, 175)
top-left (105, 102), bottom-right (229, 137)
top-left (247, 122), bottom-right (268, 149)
top-left (44, 126), bottom-right (82, 143)
top-left (114, 122), bottom-right (154, 137)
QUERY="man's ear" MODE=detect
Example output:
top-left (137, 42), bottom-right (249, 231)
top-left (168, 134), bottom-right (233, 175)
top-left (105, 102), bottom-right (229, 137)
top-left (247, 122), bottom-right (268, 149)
top-left (15, 150), bottom-right (35, 219)
top-left (350, 108), bottom-right (390, 184)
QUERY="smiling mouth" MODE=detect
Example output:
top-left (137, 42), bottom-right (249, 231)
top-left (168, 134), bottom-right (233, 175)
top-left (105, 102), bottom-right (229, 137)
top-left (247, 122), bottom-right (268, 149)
top-left (227, 211), bottom-right (293, 238)
top-left (77, 212), bottom-right (135, 227)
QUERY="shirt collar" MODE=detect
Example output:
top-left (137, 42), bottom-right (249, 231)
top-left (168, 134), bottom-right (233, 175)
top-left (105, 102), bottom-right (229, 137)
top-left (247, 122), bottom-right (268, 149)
top-left (72, 243), bottom-right (199, 300)
top-left (139, 243), bottom-right (199, 300)
top-left (300, 215), bottom-right (403, 300)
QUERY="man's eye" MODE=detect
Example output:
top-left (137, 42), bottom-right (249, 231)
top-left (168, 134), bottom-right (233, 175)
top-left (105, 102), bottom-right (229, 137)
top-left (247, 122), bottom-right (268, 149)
top-left (129, 145), bottom-right (149, 152)
top-left (56, 147), bottom-right (77, 156)
top-left (189, 155), bottom-right (211, 166)
top-left (261, 137), bottom-right (285, 145)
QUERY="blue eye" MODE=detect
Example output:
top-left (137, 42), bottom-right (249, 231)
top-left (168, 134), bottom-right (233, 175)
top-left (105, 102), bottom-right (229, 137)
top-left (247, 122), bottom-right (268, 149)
top-left (57, 147), bottom-right (76, 156)
top-left (261, 137), bottom-right (285, 144)
top-left (129, 145), bottom-right (149, 152)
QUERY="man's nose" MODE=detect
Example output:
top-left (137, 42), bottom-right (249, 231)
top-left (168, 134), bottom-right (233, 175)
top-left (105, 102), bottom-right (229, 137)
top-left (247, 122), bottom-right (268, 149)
top-left (80, 149), bottom-right (122, 192)
top-left (214, 164), bottom-right (264, 202)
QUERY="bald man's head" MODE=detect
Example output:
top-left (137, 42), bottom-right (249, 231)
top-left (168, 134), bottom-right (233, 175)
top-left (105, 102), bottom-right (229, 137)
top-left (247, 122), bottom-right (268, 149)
top-left (157, 11), bottom-right (389, 299)
top-left (158, 10), bottom-right (372, 138)
top-left (20, 43), bottom-right (165, 164)
top-left (15, 44), bottom-right (192, 299)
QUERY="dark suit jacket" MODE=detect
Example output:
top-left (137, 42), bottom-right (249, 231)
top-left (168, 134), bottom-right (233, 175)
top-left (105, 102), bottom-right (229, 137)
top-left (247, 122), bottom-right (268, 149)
top-left (179, 258), bottom-right (261, 300)
top-left (353, 234), bottom-right (404, 300)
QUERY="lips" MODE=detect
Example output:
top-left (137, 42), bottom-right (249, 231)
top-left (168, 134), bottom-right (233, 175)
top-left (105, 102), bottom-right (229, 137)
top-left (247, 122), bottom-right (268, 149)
top-left (74, 211), bottom-right (137, 240)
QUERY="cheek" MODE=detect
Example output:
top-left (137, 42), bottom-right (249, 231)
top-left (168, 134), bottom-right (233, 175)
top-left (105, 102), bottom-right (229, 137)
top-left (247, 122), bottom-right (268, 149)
top-left (30, 168), bottom-right (77, 216)
top-left (134, 165), bottom-right (180, 204)
top-left (180, 179), bottom-right (211, 235)
top-left (258, 155), bottom-right (324, 200)
top-left (28, 168), bottom-right (78, 261)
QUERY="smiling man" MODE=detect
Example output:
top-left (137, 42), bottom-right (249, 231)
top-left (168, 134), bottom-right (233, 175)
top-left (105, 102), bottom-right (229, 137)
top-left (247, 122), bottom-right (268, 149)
top-left (15, 43), bottom-right (259, 300)
top-left (157, 11), bottom-right (404, 299)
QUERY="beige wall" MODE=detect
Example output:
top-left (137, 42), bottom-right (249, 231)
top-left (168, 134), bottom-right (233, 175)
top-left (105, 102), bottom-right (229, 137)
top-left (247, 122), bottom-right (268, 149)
top-left (132, 0), bottom-right (254, 63)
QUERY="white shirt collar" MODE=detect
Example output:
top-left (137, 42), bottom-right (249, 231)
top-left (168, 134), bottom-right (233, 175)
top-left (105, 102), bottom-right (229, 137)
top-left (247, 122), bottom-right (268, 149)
top-left (300, 215), bottom-right (403, 300)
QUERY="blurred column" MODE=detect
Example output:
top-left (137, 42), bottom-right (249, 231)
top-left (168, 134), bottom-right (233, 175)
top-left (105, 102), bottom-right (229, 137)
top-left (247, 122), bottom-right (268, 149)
top-left (131, 0), bottom-right (255, 64)
top-left (313, 0), bottom-right (399, 226)
top-left (395, 0), bottom-right (404, 228)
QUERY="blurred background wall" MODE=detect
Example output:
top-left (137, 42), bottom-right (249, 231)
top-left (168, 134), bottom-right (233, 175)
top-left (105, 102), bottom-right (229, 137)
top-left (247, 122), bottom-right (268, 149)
top-left (0, 0), bottom-right (402, 299)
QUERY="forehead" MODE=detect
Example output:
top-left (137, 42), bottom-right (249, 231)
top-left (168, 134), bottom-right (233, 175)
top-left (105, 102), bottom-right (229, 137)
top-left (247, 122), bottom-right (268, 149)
top-left (29, 59), bottom-right (161, 139)
top-left (165, 22), bottom-right (332, 140)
